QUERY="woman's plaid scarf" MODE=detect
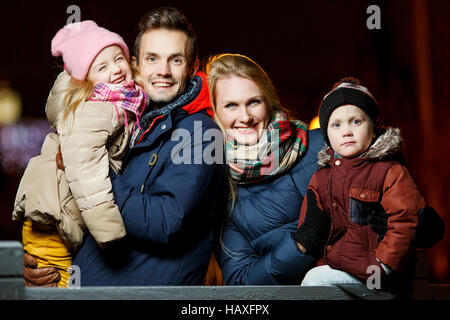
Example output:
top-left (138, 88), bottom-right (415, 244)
top-left (226, 110), bottom-right (308, 184)
top-left (90, 81), bottom-right (148, 133)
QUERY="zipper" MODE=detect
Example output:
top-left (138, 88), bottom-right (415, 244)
top-left (135, 114), bottom-right (166, 146)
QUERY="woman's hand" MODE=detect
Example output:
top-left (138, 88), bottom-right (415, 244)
top-left (23, 253), bottom-right (60, 287)
top-left (296, 242), bottom-right (307, 254)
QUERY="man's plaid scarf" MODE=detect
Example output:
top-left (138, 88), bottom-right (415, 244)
top-left (90, 81), bottom-right (148, 132)
top-left (226, 110), bottom-right (308, 184)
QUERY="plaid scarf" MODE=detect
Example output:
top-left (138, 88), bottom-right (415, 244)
top-left (226, 110), bottom-right (308, 184)
top-left (89, 81), bottom-right (148, 132)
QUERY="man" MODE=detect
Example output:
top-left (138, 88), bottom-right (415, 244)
top-left (24, 7), bottom-right (226, 286)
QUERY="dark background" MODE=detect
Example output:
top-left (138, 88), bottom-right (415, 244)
top-left (0, 0), bottom-right (449, 283)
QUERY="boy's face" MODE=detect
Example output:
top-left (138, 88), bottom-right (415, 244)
top-left (327, 104), bottom-right (376, 158)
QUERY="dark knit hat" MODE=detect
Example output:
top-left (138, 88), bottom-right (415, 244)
top-left (319, 77), bottom-right (379, 146)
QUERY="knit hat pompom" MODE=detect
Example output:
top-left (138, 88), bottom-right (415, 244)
top-left (319, 77), bottom-right (379, 146)
top-left (51, 20), bottom-right (130, 81)
top-left (331, 77), bottom-right (361, 89)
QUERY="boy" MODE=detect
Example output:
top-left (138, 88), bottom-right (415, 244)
top-left (292, 78), bottom-right (425, 291)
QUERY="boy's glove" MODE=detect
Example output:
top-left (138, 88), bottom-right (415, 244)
top-left (412, 206), bottom-right (445, 248)
top-left (369, 206), bottom-right (445, 248)
top-left (291, 189), bottom-right (331, 259)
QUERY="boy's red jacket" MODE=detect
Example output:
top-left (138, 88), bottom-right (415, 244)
top-left (298, 128), bottom-right (424, 282)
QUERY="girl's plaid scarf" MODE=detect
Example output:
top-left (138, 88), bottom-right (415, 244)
top-left (226, 110), bottom-right (308, 184)
top-left (90, 81), bottom-right (148, 132)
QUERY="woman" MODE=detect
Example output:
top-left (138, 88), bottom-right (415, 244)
top-left (206, 54), bottom-right (327, 285)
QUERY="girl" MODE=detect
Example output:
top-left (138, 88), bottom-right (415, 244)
top-left (13, 21), bottom-right (147, 287)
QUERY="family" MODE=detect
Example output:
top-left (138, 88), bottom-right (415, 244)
top-left (13, 7), bottom-right (443, 295)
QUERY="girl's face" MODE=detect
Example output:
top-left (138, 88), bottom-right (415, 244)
top-left (214, 75), bottom-right (270, 146)
top-left (327, 104), bottom-right (376, 158)
top-left (87, 45), bottom-right (132, 86)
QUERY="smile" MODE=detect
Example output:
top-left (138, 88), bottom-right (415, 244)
top-left (111, 76), bottom-right (125, 84)
top-left (152, 82), bottom-right (174, 88)
top-left (234, 126), bottom-right (258, 134)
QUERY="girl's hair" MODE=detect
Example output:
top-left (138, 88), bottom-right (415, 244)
top-left (62, 77), bottom-right (94, 125)
top-left (61, 46), bottom-right (135, 126)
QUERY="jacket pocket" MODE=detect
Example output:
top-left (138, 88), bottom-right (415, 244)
top-left (349, 188), bottom-right (382, 226)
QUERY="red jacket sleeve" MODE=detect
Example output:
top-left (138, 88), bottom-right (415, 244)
top-left (377, 164), bottom-right (424, 271)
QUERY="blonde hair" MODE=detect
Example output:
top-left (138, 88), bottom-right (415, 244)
top-left (206, 53), bottom-right (292, 205)
top-left (131, 63), bottom-right (146, 92)
top-left (61, 57), bottom-right (139, 128)
top-left (206, 55), bottom-right (292, 257)
top-left (62, 77), bottom-right (94, 126)
top-left (206, 53), bottom-right (290, 122)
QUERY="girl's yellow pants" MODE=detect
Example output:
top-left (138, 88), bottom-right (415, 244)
top-left (22, 219), bottom-right (72, 287)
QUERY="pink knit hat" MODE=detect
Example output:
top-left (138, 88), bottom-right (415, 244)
top-left (51, 20), bottom-right (130, 80)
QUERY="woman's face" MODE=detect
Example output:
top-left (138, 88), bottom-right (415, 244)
top-left (214, 75), bottom-right (270, 145)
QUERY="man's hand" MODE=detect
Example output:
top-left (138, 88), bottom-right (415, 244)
top-left (56, 144), bottom-right (65, 171)
top-left (24, 253), bottom-right (61, 287)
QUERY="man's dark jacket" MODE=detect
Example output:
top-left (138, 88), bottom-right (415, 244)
top-left (73, 72), bottom-right (227, 285)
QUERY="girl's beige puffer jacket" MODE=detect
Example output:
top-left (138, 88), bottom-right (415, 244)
top-left (13, 71), bottom-right (130, 250)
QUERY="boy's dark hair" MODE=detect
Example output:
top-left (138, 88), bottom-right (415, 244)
top-left (133, 7), bottom-right (198, 72)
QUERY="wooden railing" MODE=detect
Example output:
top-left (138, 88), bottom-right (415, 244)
top-left (1, 241), bottom-right (448, 300)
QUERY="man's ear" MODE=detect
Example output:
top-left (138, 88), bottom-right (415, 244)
top-left (130, 56), bottom-right (145, 88)
top-left (131, 56), bottom-right (138, 69)
top-left (190, 58), bottom-right (200, 77)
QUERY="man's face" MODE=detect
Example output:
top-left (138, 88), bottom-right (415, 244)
top-left (134, 29), bottom-right (190, 104)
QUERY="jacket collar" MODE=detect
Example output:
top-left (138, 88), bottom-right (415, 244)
top-left (317, 127), bottom-right (403, 168)
top-left (181, 71), bottom-right (212, 117)
top-left (131, 71), bottom-right (212, 147)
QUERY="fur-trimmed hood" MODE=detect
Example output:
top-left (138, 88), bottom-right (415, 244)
top-left (317, 127), bottom-right (403, 167)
